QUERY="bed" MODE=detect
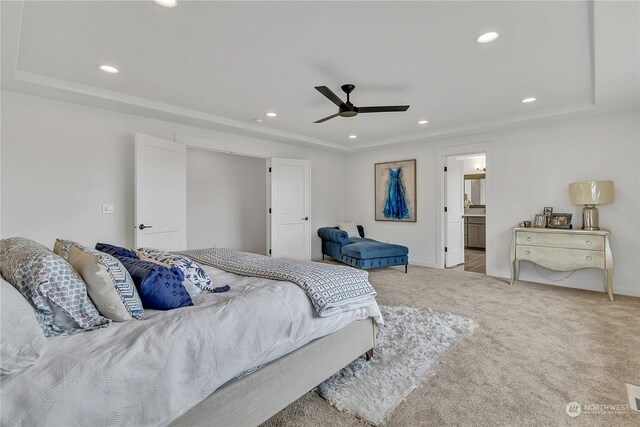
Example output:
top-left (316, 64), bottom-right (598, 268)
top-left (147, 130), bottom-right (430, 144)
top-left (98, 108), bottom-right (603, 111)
top-left (0, 245), bottom-right (381, 427)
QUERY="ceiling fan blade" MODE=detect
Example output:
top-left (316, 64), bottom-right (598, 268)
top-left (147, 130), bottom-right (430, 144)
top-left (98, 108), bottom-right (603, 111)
top-left (314, 112), bottom-right (340, 123)
top-left (358, 105), bottom-right (410, 113)
top-left (315, 86), bottom-right (345, 107)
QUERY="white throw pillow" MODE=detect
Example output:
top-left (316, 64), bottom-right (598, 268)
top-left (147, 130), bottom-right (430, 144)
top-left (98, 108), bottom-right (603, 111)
top-left (0, 277), bottom-right (47, 375)
top-left (337, 221), bottom-right (360, 238)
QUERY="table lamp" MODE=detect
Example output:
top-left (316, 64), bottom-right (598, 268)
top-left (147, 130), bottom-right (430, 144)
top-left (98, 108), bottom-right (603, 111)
top-left (569, 181), bottom-right (614, 230)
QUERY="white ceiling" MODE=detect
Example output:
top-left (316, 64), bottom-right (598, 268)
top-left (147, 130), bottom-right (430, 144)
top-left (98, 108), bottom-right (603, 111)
top-left (2, 1), bottom-right (638, 151)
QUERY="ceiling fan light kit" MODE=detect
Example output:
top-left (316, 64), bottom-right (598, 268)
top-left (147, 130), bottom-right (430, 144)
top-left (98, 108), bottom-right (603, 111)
top-left (314, 84), bottom-right (410, 123)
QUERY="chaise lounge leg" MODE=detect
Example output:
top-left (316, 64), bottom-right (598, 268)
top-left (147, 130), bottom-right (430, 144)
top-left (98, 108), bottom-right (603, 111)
top-left (405, 265), bottom-right (407, 273)
top-left (364, 348), bottom-right (374, 360)
top-left (322, 254), bottom-right (325, 260)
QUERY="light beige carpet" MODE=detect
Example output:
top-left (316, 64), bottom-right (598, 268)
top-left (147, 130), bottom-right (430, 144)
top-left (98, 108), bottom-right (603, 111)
top-left (263, 265), bottom-right (640, 426)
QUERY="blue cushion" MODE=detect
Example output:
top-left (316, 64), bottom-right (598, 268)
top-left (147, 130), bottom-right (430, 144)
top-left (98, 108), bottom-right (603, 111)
top-left (317, 227), bottom-right (350, 245)
top-left (95, 243), bottom-right (138, 259)
top-left (115, 256), bottom-right (193, 310)
top-left (341, 239), bottom-right (409, 259)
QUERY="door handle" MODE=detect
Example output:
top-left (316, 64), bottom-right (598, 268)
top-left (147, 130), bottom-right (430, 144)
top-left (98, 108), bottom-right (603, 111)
top-left (138, 224), bottom-right (153, 230)
top-left (301, 217), bottom-right (309, 221)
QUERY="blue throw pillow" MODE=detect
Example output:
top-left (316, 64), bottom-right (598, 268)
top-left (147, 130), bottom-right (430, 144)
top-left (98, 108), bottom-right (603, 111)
top-left (95, 243), bottom-right (138, 259)
top-left (115, 256), bottom-right (193, 310)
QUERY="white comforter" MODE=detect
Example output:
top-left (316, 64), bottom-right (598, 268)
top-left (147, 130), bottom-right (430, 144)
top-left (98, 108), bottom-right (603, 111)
top-left (1, 265), bottom-right (382, 427)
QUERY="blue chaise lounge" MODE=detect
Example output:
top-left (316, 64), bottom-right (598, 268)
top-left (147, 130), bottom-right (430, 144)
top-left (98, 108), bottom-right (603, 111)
top-left (317, 225), bottom-right (409, 272)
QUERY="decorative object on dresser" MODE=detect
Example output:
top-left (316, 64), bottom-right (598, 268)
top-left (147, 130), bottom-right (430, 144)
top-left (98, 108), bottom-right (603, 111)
top-left (543, 206), bottom-right (553, 227)
top-left (509, 227), bottom-right (614, 301)
top-left (548, 213), bottom-right (572, 229)
top-left (569, 180), bottom-right (614, 230)
top-left (374, 159), bottom-right (416, 222)
top-left (534, 214), bottom-right (546, 228)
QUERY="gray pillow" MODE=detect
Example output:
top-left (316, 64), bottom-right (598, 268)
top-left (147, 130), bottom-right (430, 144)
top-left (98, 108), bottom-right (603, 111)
top-left (0, 277), bottom-right (47, 375)
top-left (0, 237), bottom-right (110, 336)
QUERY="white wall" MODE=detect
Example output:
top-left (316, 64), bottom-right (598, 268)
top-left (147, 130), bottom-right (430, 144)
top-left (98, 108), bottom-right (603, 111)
top-left (345, 111), bottom-right (640, 297)
top-left (187, 149), bottom-right (266, 253)
top-left (1, 91), bottom-right (345, 260)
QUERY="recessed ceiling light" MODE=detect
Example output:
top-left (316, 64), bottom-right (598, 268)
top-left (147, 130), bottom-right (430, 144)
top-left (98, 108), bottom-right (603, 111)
top-left (476, 32), bottom-right (499, 44)
top-left (521, 97), bottom-right (537, 103)
top-left (266, 112), bottom-right (277, 117)
top-left (99, 65), bottom-right (119, 74)
top-left (348, 135), bottom-right (358, 139)
top-left (418, 120), bottom-right (429, 125)
top-left (153, 0), bottom-right (177, 8)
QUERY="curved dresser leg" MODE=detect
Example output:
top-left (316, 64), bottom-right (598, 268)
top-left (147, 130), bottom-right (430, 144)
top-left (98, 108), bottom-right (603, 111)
top-left (605, 268), bottom-right (614, 301)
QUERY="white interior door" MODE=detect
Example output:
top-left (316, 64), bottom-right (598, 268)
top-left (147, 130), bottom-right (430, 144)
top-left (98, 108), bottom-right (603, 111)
top-left (135, 133), bottom-right (187, 250)
top-left (445, 158), bottom-right (465, 267)
top-left (270, 158), bottom-right (311, 260)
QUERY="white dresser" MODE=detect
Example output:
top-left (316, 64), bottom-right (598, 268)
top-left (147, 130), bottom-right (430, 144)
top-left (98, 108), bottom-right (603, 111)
top-left (509, 227), bottom-right (614, 301)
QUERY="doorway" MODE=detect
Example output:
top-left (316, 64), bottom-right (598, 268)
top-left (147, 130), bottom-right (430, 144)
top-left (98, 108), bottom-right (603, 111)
top-left (460, 154), bottom-right (486, 273)
top-left (186, 148), bottom-right (267, 254)
top-left (436, 143), bottom-right (491, 275)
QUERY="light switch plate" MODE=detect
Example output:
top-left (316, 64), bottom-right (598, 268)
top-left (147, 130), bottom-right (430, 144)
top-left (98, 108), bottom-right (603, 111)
top-left (102, 204), bottom-right (115, 214)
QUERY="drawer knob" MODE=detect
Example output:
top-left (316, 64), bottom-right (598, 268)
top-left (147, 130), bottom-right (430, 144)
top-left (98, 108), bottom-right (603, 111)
top-left (586, 240), bottom-right (592, 245)
top-left (586, 256), bottom-right (592, 261)
top-left (526, 237), bottom-right (531, 242)
top-left (525, 250), bottom-right (530, 255)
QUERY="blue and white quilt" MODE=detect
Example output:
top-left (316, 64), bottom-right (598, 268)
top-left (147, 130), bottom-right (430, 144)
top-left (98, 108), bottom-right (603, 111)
top-left (176, 248), bottom-right (381, 320)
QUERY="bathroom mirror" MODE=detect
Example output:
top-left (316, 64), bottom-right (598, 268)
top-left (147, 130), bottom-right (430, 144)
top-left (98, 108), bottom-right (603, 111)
top-left (464, 174), bottom-right (485, 206)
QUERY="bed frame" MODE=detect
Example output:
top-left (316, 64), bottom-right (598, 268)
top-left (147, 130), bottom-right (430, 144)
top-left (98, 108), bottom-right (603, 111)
top-left (170, 318), bottom-right (377, 427)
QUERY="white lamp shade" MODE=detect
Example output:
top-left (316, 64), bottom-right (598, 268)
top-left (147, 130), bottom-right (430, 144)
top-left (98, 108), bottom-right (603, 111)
top-left (569, 181), bottom-right (614, 205)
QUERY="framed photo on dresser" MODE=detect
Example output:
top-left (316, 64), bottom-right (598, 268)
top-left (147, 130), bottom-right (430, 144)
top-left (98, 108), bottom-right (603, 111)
top-left (548, 213), bottom-right (572, 229)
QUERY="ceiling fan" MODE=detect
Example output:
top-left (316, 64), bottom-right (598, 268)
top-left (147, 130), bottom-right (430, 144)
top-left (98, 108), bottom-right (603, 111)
top-left (313, 84), bottom-right (410, 123)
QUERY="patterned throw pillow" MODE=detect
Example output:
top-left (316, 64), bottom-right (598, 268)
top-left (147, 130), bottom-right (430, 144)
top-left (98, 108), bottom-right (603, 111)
top-left (134, 248), bottom-right (214, 293)
top-left (53, 240), bottom-right (144, 321)
top-left (0, 237), bottom-right (110, 336)
top-left (115, 256), bottom-right (193, 310)
top-left (95, 242), bottom-right (138, 259)
top-left (337, 221), bottom-right (360, 238)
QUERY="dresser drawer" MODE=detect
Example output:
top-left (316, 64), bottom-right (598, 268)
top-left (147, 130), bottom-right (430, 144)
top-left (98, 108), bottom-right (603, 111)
top-left (516, 245), bottom-right (605, 270)
top-left (516, 231), bottom-right (604, 251)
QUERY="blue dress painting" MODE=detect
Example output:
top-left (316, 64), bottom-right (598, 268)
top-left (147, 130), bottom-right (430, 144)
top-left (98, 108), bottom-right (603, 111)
top-left (383, 167), bottom-right (409, 220)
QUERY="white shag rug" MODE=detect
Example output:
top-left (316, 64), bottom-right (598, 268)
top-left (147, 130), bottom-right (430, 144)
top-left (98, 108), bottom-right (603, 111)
top-left (317, 305), bottom-right (477, 425)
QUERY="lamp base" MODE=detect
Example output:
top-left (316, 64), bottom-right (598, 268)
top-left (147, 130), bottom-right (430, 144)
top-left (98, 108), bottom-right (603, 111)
top-left (582, 204), bottom-right (600, 230)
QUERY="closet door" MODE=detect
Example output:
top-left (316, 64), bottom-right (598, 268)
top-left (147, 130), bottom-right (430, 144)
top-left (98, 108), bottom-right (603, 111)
top-left (134, 133), bottom-right (187, 250)
top-left (269, 158), bottom-right (311, 260)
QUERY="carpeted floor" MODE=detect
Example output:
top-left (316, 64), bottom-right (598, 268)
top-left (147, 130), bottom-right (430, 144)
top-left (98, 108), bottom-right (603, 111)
top-left (263, 265), bottom-right (640, 426)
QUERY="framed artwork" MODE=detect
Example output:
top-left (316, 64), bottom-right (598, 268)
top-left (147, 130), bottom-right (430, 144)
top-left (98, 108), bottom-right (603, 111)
top-left (374, 159), bottom-right (416, 222)
top-left (548, 213), bottom-right (573, 229)
top-left (534, 214), bottom-right (546, 228)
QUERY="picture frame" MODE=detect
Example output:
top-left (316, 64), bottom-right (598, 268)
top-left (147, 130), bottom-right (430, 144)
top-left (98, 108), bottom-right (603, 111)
top-left (374, 159), bottom-right (416, 222)
top-left (548, 213), bottom-right (573, 229)
top-left (543, 207), bottom-right (553, 227)
top-left (534, 214), bottom-right (546, 228)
